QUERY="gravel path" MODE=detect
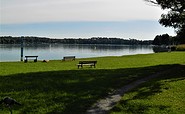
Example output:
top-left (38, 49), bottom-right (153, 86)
top-left (86, 68), bottom-right (176, 114)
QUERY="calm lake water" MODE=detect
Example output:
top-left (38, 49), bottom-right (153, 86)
top-left (0, 44), bottom-right (154, 62)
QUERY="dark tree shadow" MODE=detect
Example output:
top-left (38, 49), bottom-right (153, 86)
top-left (0, 64), bottom-right (184, 114)
top-left (111, 64), bottom-right (185, 114)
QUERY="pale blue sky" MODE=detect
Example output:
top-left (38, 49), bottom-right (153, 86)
top-left (0, 0), bottom-right (175, 40)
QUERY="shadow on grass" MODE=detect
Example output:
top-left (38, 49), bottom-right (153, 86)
top-left (0, 64), bottom-right (183, 114)
top-left (111, 64), bottom-right (185, 114)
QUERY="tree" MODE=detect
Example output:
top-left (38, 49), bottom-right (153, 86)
top-left (145, 0), bottom-right (185, 44)
top-left (153, 34), bottom-right (170, 45)
top-left (153, 35), bottom-right (161, 45)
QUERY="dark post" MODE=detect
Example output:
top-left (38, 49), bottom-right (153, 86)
top-left (20, 37), bottom-right (24, 61)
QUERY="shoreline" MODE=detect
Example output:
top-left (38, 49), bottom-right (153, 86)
top-left (0, 53), bottom-right (155, 63)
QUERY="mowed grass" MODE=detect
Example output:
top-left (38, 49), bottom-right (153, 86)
top-left (110, 64), bottom-right (185, 114)
top-left (0, 52), bottom-right (185, 113)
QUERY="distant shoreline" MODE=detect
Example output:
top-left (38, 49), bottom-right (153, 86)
top-left (0, 36), bottom-right (153, 45)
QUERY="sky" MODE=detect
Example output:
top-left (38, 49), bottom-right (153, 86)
top-left (0, 0), bottom-right (175, 40)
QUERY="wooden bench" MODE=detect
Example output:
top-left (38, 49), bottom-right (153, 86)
top-left (63, 56), bottom-right (75, 61)
top-left (77, 61), bottom-right (97, 68)
top-left (24, 56), bottom-right (38, 63)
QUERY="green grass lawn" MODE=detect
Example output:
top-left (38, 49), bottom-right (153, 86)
top-left (0, 52), bottom-right (185, 114)
top-left (110, 64), bottom-right (185, 114)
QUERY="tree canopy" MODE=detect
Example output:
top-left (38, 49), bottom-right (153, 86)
top-left (145, 0), bottom-right (185, 44)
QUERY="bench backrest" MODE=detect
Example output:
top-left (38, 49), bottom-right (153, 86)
top-left (79, 61), bottom-right (97, 64)
top-left (63, 56), bottom-right (75, 59)
top-left (25, 56), bottom-right (38, 58)
top-left (63, 56), bottom-right (75, 61)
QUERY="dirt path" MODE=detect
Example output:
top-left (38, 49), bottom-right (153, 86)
top-left (86, 68), bottom-right (176, 114)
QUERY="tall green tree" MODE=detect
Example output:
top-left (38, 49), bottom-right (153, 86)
top-left (145, 0), bottom-right (185, 43)
top-left (153, 34), bottom-right (170, 45)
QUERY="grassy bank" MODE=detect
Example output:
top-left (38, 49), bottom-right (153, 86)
top-left (0, 52), bottom-right (185, 113)
top-left (110, 64), bottom-right (185, 114)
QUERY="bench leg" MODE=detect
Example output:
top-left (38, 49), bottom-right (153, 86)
top-left (24, 59), bottom-right (28, 63)
top-left (78, 65), bottom-right (82, 69)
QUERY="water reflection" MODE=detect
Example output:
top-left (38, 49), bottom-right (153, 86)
top-left (0, 44), bottom-right (154, 62)
top-left (152, 46), bottom-right (170, 53)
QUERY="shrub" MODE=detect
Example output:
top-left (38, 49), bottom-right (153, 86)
top-left (176, 44), bottom-right (185, 51)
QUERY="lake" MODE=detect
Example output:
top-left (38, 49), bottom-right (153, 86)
top-left (0, 44), bottom-right (154, 62)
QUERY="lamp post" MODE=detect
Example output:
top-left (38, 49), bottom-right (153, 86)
top-left (20, 37), bottom-right (24, 61)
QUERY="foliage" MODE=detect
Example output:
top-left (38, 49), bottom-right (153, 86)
top-left (153, 34), bottom-right (170, 45)
top-left (145, 0), bottom-right (185, 28)
top-left (0, 36), bottom-right (153, 45)
top-left (0, 52), bottom-right (185, 113)
top-left (176, 25), bottom-right (185, 44)
top-left (152, 33), bottom-right (185, 46)
top-left (145, 0), bottom-right (185, 44)
top-left (153, 33), bottom-right (185, 45)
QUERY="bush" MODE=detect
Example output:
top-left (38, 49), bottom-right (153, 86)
top-left (176, 44), bottom-right (185, 51)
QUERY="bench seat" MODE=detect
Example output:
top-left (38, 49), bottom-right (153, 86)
top-left (24, 56), bottom-right (38, 63)
top-left (77, 61), bottom-right (97, 68)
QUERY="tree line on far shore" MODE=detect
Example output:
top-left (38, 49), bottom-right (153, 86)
top-left (1, 35), bottom-right (183, 45)
top-left (0, 36), bottom-right (153, 45)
